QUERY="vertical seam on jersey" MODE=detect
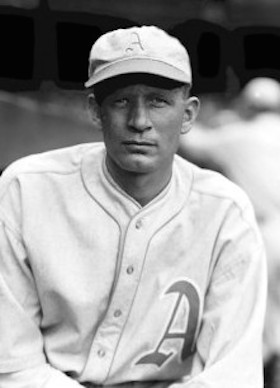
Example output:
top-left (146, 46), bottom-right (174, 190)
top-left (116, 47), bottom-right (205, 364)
top-left (77, 200), bottom-right (123, 379)
top-left (103, 196), bottom-right (191, 382)
top-left (103, 232), bottom-right (151, 383)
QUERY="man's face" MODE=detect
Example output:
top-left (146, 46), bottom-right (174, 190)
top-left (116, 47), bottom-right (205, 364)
top-left (96, 80), bottom-right (198, 178)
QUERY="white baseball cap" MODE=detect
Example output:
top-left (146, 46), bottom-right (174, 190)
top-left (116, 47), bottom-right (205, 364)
top-left (84, 25), bottom-right (192, 88)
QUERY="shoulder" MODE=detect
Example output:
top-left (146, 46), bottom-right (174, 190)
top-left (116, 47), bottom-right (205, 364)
top-left (174, 154), bottom-right (255, 216)
top-left (2, 143), bottom-right (104, 177)
top-left (0, 142), bottom-right (105, 197)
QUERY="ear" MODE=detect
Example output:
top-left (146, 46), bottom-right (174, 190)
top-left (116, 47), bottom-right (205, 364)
top-left (181, 96), bottom-right (200, 134)
top-left (88, 93), bottom-right (102, 130)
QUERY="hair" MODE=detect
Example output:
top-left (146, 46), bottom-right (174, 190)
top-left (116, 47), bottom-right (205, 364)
top-left (91, 73), bottom-right (191, 106)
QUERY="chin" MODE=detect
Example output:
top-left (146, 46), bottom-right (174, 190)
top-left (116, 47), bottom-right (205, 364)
top-left (120, 155), bottom-right (157, 174)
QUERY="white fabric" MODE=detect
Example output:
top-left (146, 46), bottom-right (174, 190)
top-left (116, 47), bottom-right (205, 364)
top-left (0, 142), bottom-right (266, 387)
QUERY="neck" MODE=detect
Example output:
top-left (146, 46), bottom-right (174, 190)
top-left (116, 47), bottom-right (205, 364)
top-left (106, 160), bottom-right (172, 207)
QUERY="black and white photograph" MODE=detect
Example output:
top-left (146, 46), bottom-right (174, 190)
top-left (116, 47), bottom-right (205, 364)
top-left (0, 1), bottom-right (279, 387)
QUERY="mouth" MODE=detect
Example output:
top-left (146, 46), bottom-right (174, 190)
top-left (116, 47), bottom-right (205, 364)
top-left (123, 140), bottom-right (156, 147)
top-left (122, 140), bottom-right (156, 154)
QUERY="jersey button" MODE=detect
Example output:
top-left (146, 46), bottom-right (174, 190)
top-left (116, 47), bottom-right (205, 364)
top-left (126, 265), bottom-right (134, 274)
top-left (97, 349), bottom-right (106, 358)
top-left (114, 309), bottom-right (122, 318)
top-left (135, 219), bottom-right (143, 229)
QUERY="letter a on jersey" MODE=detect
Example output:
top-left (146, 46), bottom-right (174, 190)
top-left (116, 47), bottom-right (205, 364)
top-left (136, 280), bottom-right (200, 367)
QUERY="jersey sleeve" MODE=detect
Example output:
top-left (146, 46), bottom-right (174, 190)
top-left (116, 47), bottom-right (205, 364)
top-left (173, 199), bottom-right (267, 387)
top-left (0, 176), bottom-right (84, 388)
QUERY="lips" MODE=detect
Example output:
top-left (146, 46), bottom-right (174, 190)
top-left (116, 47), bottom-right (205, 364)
top-left (123, 140), bottom-right (156, 146)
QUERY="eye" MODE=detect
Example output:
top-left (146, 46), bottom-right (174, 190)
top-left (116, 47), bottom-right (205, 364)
top-left (150, 95), bottom-right (168, 107)
top-left (113, 97), bottom-right (129, 108)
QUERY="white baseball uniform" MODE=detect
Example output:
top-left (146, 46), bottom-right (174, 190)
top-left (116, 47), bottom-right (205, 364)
top-left (0, 142), bottom-right (266, 387)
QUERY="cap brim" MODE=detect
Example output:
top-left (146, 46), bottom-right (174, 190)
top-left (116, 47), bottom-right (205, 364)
top-left (85, 57), bottom-right (191, 88)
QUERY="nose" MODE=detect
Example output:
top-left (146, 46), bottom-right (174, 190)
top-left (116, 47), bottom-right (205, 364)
top-left (128, 100), bottom-right (152, 132)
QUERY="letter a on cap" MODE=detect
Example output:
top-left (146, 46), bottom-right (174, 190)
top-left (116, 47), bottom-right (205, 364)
top-left (125, 32), bottom-right (144, 53)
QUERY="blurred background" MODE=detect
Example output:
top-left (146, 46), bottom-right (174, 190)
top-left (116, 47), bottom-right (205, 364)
top-left (1, 0), bottom-right (280, 170)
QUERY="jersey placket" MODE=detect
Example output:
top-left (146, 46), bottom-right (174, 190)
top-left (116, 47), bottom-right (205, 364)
top-left (80, 213), bottom-right (150, 383)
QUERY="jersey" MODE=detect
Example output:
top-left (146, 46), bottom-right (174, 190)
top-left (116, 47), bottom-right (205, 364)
top-left (0, 142), bottom-right (267, 387)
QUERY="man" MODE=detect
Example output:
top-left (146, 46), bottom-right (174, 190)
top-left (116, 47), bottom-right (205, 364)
top-left (0, 26), bottom-right (266, 387)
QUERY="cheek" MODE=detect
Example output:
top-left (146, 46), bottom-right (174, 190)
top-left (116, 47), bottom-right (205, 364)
top-left (101, 112), bottom-right (126, 139)
top-left (159, 114), bottom-right (184, 142)
top-left (101, 119), bottom-right (118, 143)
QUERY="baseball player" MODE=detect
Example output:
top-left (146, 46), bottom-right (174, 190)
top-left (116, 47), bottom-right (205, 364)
top-left (0, 26), bottom-right (266, 388)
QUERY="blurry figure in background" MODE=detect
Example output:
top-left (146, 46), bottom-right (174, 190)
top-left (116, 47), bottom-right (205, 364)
top-left (178, 76), bottom-right (280, 388)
